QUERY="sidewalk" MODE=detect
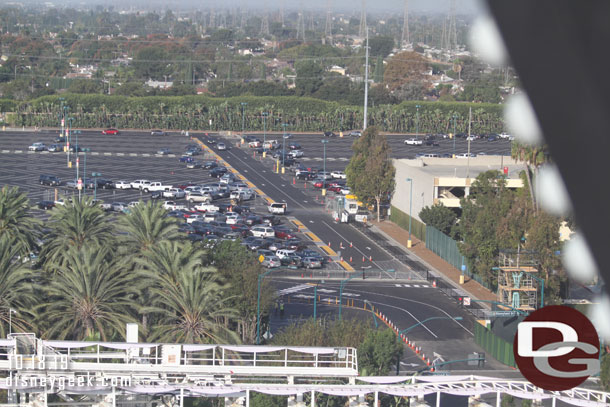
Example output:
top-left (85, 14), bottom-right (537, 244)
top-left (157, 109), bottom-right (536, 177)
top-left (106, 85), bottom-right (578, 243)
top-left (372, 220), bottom-right (497, 303)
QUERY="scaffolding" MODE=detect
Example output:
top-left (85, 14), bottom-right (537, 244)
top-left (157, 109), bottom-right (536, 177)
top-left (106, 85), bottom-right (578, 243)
top-left (497, 249), bottom-right (540, 312)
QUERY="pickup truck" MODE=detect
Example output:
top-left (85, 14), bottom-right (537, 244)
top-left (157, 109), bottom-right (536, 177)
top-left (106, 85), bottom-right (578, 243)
top-left (404, 138), bottom-right (423, 146)
top-left (163, 201), bottom-right (187, 211)
top-left (194, 202), bottom-right (220, 213)
top-left (163, 188), bottom-right (186, 199)
top-left (144, 182), bottom-right (172, 193)
top-left (263, 140), bottom-right (279, 150)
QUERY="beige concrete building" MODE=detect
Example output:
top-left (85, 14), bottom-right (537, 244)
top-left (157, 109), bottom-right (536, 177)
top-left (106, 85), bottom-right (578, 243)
top-left (391, 156), bottom-right (526, 221)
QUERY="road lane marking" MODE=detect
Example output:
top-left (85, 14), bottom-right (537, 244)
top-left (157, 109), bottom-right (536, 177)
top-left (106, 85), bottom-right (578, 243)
top-left (321, 220), bottom-right (386, 272)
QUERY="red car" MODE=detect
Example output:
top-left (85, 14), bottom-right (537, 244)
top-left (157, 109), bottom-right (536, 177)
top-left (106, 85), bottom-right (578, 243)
top-left (102, 128), bottom-right (119, 135)
top-left (327, 186), bottom-right (342, 193)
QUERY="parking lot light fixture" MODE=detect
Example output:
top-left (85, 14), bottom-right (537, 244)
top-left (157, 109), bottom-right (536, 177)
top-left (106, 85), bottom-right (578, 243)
top-left (282, 123), bottom-right (289, 170)
top-left (92, 172), bottom-right (102, 200)
top-left (415, 104), bottom-right (421, 137)
top-left (241, 102), bottom-right (248, 135)
top-left (82, 148), bottom-right (91, 196)
top-left (262, 112), bottom-right (269, 146)
top-left (321, 139), bottom-right (329, 197)
top-left (452, 114), bottom-right (458, 158)
top-left (406, 178), bottom-right (413, 248)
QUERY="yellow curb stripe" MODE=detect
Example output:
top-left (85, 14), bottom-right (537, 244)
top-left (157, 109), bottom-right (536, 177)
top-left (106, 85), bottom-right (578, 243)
top-left (292, 220), bottom-right (305, 228)
top-left (338, 261), bottom-right (355, 271)
top-left (305, 232), bottom-right (322, 242)
top-left (320, 246), bottom-right (338, 257)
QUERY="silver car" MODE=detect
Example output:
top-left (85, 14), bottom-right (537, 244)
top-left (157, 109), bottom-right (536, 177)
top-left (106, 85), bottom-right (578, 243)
top-left (217, 142), bottom-right (227, 151)
top-left (302, 257), bottom-right (322, 269)
top-left (262, 256), bottom-right (282, 268)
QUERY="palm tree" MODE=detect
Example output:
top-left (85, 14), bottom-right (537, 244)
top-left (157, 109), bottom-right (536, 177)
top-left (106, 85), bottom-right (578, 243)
top-left (40, 196), bottom-right (114, 267)
top-left (0, 186), bottom-right (41, 255)
top-left (0, 235), bottom-right (37, 337)
top-left (117, 200), bottom-right (181, 259)
top-left (36, 245), bottom-right (142, 341)
top-left (511, 142), bottom-right (548, 210)
top-left (145, 267), bottom-right (239, 344)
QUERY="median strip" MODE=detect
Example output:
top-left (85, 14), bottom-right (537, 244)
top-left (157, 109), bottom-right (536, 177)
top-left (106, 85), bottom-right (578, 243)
top-left (338, 261), bottom-right (355, 271)
top-left (305, 232), bottom-right (322, 242)
top-left (320, 246), bottom-right (338, 257)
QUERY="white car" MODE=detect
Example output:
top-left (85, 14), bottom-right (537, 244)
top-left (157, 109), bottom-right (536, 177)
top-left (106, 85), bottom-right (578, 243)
top-left (225, 213), bottom-right (242, 225)
top-left (251, 226), bottom-right (275, 238)
top-left (349, 131), bottom-right (362, 137)
top-left (288, 150), bottom-right (304, 158)
top-left (261, 256), bottom-right (282, 268)
top-left (29, 142), bottom-right (46, 151)
top-left (340, 187), bottom-right (351, 195)
top-left (217, 142), bottom-right (227, 151)
top-left (128, 201), bottom-right (141, 208)
top-left (111, 202), bottom-right (128, 212)
top-left (115, 181), bottom-right (131, 189)
top-left (331, 171), bottom-right (346, 180)
top-left (456, 153), bottom-right (477, 158)
top-left (404, 138), bottom-right (423, 146)
top-left (194, 203), bottom-right (220, 213)
top-left (163, 201), bottom-right (187, 211)
top-left (275, 249), bottom-right (296, 259)
top-left (466, 135), bottom-right (477, 141)
top-left (131, 180), bottom-right (151, 189)
top-left (317, 171), bottom-right (333, 180)
top-left (186, 214), bottom-right (204, 224)
top-left (163, 188), bottom-right (186, 199)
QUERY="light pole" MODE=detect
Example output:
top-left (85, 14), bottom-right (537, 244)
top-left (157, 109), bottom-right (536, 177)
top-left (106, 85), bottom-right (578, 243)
top-left (415, 104), bottom-right (421, 137)
top-left (256, 269), bottom-right (274, 345)
top-left (452, 114), bottom-right (458, 158)
top-left (282, 123), bottom-right (289, 171)
top-left (8, 308), bottom-right (16, 335)
top-left (262, 112), bottom-right (268, 145)
top-left (92, 172), bottom-right (102, 200)
top-left (406, 178), bottom-right (413, 248)
top-left (241, 102), bottom-right (247, 135)
top-left (321, 139), bottom-right (329, 196)
top-left (82, 148), bottom-right (91, 196)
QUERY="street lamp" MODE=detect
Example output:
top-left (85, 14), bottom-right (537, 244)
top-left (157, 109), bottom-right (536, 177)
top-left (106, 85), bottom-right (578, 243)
top-left (82, 148), bottom-right (91, 197)
top-left (8, 308), bottom-right (16, 335)
top-left (415, 104), bottom-right (421, 137)
top-left (262, 112), bottom-right (268, 146)
top-left (406, 178), bottom-right (413, 248)
top-left (282, 123), bottom-right (289, 171)
top-left (241, 102), bottom-right (247, 135)
top-left (452, 114), bottom-right (458, 158)
top-left (92, 172), bottom-right (102, 200)
top-left (321, 139), bottom-right (329, 197)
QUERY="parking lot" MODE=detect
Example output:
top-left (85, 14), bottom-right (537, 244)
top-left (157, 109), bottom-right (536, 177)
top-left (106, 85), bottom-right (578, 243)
top-left (0, 129), bottom-right (339, 270)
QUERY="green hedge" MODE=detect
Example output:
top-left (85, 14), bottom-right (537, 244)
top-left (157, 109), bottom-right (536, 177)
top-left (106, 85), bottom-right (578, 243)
top-left (389, 205), bottom-right (426, 242)
top-left (7, 94), bottom-right (506, 134)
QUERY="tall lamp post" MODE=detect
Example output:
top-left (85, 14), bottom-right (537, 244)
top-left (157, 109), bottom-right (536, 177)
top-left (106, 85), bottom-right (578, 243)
top-left (406, 178), bottom-right (413, 248)
top-left (82, 148), bottom-right (91, 197)
top-left (415, 104), bottom-right (421, 138)
top-left (452, 114), bottom-right (458, 158)
top-left (321, 139), bottom-right (329, 197)
top-left (282, 123), bottom-right (289, 172)
top-left (92, 172), bottom-right (102, 200)
top-left (241, 102), bottom-right (247, 135)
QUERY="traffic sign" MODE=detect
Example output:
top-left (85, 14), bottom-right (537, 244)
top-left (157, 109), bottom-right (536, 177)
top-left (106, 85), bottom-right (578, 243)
top-left (77, 178), bottom-right (83, 190)
top-left (463, 297), bottom-right (471, 306)
top-left (503, 166), bottom-right (509, 175)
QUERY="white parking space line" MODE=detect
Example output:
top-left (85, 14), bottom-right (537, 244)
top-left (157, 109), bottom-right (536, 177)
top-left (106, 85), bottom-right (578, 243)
top-left (104, 152), bottom-right (112, 156)
top-left (142, 153), bottom-right (150, 157)
top-left (395, 284), bottom-right (402, 287)
top-left (2, 150), bottom-right (10, 153)
top-left (91, 152), bottom-right (99, 155)
top-left (116, 153), bottom-right (124, 156)
top-left (15, 150), bottom-right (23, 153)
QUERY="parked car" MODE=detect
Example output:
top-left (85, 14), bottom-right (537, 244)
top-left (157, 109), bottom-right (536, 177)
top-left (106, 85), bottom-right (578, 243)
top-left (151, 129), bottom-right (166, 136)
top-left (115, 180), bottom-right (131, 189)
top-left (203, 161), bottom-right (218, 169)
top-left (288, 143), bottom-right (302, 150)
top-left (47, 144), bottom-right (61, 152)
top-left (111, 202), bottom-right (128, 212)
top-left (163, 188), bottom-right (186, 199)
top-left (187, 191), bottom-right (212, 204)
top-left (144, 182), bottom-right (172, 193)
top-left (251, 226), bottom-right (275, 238)
top-left (179, 156), bottom-right (195, 163)
top-left (69, 145), bottom-right (83, 153)
top-left (424, 140), bottom-right (439, 146)
top-left (29, 142), bottom-right (46, 151)
top-left (102, 128), bottom-right (119, 135)
top-left (349, 131), bottom-right (362, 137)
top-left (186, 161), bottom-right (202, 169)
top-left (456, 153), bottom-right (477, 158)
top-left (288, 150), bottom-right (304, 158)
top-left (210, 167), bottom-right (228, 178)
top-left (96, 179), bottom-right (115, 189)
top-left (261, 256), bottom-right (282, 268)
top-left (39, 174), bottom-right (61, 186)
top-left (37, 200), bottom-right (55, 210)
top-left (330, 171), bottom-right (346, 179)
top-left (54, 136), bottom-right (66, 143)
top-left (323, 131), bottom-right (336, 137)
top-left (404, 138), bottom-right (423, 146)
top-left (131, 180), bottom-right (151, 190)
top-left (248, 140), bottom-right (262, 148)
top-left (163, 201), bottom-right (187, 211)
top-left (157, 148), bottom-right (171, 155)
top-left (302, 257), bottom-right (323, 269)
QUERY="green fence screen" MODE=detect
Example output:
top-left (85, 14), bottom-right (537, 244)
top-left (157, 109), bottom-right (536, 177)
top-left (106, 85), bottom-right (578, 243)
top-left (389, 205), bottom-right (426, 242)
top-left (474, 322), bottom-right (516, 368)
top-left (425, 225), bottom-right (467, 273)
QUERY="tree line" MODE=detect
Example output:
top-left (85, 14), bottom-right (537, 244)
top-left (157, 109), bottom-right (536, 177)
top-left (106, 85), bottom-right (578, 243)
top-left (3, 94), bottom-right (505, 134)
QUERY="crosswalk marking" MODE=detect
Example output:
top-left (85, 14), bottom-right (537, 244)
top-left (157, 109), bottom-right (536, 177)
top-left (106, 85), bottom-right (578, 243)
top-left (277, 284), bottom-right (312, 296)
top-left (396, 284), bottom-right (431, 288)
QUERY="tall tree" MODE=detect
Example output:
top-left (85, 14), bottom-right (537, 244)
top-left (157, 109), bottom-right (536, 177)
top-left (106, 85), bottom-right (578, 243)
top-left (511, 142), bottom-right (548, 210)
top-left (419, 204), bottom-right (457, 237)
top-left (0, 186), bottom-right (40, 255)
top-left (345, 126), bottom-right (396, 221)
top-left (358, 329), bottom-right (404, 376)
top-left (0, 235), bottom-right (37, 337)
top-left (40, 196), bottom-right (114, 267)
top-left (37, 246), bottom-right (142, 341)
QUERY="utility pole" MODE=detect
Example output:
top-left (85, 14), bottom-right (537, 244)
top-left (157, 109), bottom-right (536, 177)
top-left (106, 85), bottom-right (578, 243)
top-left (325, 0), bottom-right (333, 45)
top-left (401, 0), bottom-right (410, 48)
top-left (363, 28), bottom-right (369, 130)
top-left (359, 0), bottom-right (367, 38)
top-left (467, 107), bottom-right (472, 179)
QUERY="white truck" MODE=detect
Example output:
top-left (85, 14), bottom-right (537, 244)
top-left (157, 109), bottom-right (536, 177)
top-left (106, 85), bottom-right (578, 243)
top-left (163, 201), bottom-right (186, 211)
top-left (144, 182), bottom-right (172, 193)
top-left (404, 138), bottom-right (423, 146)
top-left (194, 202), bottom-right (220, 213)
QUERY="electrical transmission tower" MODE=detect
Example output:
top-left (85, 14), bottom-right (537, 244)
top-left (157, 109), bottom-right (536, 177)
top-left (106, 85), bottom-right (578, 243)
top-left (296, 9), bottom-right (305, 41)
top-left (209, 9), bottom-right (216, 29)
top-left (308, 12), bottom-right (315, 33)
top-left (280, 0), bottom-right (285, 27)
top-left (447, 0), bottom-right (457, 50)
top-left (325, 0), bottom-right (333, 45)
top-left (359, 0), bottom-right (367, 38)
top-left (401, 0), bottom-right (410, 47)
top-left (240, 2), bottom-right (247, 33)
top-left (219, 11), bottom-right (227, 28)
top-left (260, 2), bottom-right (270, 37)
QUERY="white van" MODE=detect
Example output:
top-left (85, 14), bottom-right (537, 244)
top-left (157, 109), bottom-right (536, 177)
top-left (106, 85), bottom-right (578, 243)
top-left (268, 202), bottom-right (287, 215)
top-left (251, 226), bottom-right (275, 238)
